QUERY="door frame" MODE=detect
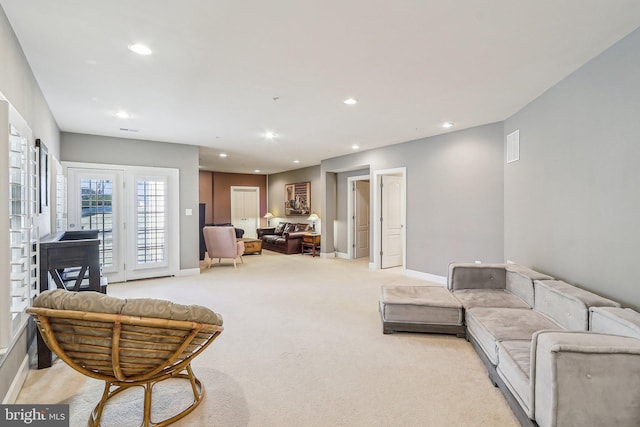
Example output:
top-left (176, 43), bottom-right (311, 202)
top-left (347, 175), bottom-right (370, 259)
top-left (372, 167), bottom-right (406, 270)
top-left (230, 186), bottom-right (260, 238)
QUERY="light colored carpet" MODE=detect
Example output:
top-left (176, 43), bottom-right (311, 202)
top-left (17, 251), bottom-right (519, 427)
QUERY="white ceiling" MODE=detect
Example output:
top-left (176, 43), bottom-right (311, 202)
top-left (3, 1), bottom-right (640, 174)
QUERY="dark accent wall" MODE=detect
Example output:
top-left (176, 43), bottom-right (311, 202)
top-left (504, 27), bottom-right (640, 310)
top-left (199, 171), bottom-right (267, 226)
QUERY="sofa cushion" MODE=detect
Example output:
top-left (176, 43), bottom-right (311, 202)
top-left (505, 264), bottom-right (552, 307)
top-left (534, 280), bottom-right (620, 331)
top-left (447, 263), bottom-right (507, 291)
top-left (590, 307), bottom-right (640, 338)
top-left (453, 289), bottom-right (531, 310)
top-left (497, 340), bottom-right (533, 417)
top-left (466, 307), bottom-right (561, 364)
top-left (274, 223), bottom-right (286, 235)
top-left (263, 235), bottom-right (280, 244)
top-left (34, 289), bottom-right (223, 325)
top-left (295, 223), bottom-right (310, 232)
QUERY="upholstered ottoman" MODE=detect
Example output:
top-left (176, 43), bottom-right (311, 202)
top-left (380, 286), bottom-right (465, 337)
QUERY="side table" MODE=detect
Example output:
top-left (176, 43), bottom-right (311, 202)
top-left (238, 238), bottom-right (262, 255)
top-left (301, 233), bottom-right (321, 257)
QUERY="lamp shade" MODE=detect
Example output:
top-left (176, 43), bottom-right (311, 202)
top-left (264, 212), bottom-right (274, 219)
top-left (307, 213), bottom-right (319, 221)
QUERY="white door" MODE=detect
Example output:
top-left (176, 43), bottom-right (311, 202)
top-left (231, 186), bottom-right (259, 239)
top-left (67, 165), bottom-right (179, 283)
top-left (124, 170), bottom-right (178, 281)
top-left (355, 180), bottom-right (370, 258)
top-left (381, 175), bottom-right (403, 268)
top-left (67, 168), bottom-right (125, 283)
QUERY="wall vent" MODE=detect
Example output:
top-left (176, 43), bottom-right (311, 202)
top-left (506, 129), bottom-right (520, 163)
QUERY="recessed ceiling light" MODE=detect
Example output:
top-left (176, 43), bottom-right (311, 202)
top-left (343, 98), bottom-right (358, 105)
top-left (442, 122), bottom-right (454, 129)
top-left (128, 44), bottom-right (152, 55)
top-left (254, 169), bottom-right (261, 173)
top-left (264, 131), bottom-right (276, 140)
top-left (115, 111), bottom-right (130, 119)
top-left (219, 153), bottom-right (228, 158)
top-left (352, 144), bottom-right (360, 150)
top-left (293, 160), bottom-right (300, 164)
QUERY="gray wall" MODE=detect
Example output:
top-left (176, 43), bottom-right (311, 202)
top-left (0, 8), bottom-right (60, 158)
top-left (322, 122), bottom-right (505, 276)
top-left (267, 165), bottom-right (322, 225)
top-left (504, 27), bottom-right (640, 310)
top-left (335, 168), bottom-right (370, 255)
top-left (61, 132), bottom-right (200, 271)
top-left (0, 5), bottom-right (61, 401)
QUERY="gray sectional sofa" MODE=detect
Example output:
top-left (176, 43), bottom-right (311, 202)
top-left (446, 263), bottom-right (640, 427)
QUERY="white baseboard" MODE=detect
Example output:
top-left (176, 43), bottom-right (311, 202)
top-left (176, 268), bottom-right (200, 277)
top-left (320, 252), bottom-right (335, 259)
top-left (404, 269), bottom-right (447, 285)
top-left (334, 252), bottom-right (349, 259)
top-left (2, 355), bottom-right (29, 404)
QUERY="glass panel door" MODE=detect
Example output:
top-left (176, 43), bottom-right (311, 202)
top-left (124, 169), bottom-right (177, 281)
top-left (67, 168), bottom-right (124, 283)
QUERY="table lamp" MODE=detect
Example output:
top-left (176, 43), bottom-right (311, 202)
top-left (264, 212), bottom-right (274, 227)
top-left (307, 213), bottom-right (320, 232)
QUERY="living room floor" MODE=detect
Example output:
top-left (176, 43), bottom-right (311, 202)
top-left (17, 250), bottom-right (518, 426)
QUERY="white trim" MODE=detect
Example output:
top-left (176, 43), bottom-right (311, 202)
top-left (372, 167), bottom-right (407, 270)
top-left (2, 354), bottom-right (29, 404)
top-left (177, 268), bottom-right (201, 277)
top-left (369, 262), bottom-right (376, 269)
top-left (334, 252), bottom-right (349, 259)
top-left (347, 174), bottom-right (370, 259)
top-left (404, 269), bottom-right (447, 285)
top-left (320, 252), bottom-right (335, 259)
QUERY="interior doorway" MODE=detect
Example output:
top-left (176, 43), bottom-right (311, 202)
top-left (230, 186), bottom-right (260, 239)
top-left (347, 175), bottom-right (370, 259)
top-left (372, 168), bottom-right (406, 270)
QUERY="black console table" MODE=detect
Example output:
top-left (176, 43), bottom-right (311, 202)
top-left (39, 230), bottom-right (105, 294)
top-left (37, 230), bottom-right (106, 368)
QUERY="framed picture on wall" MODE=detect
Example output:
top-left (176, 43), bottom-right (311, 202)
top-left (35, 138), bottom-right (49, 213)
top-left (285, 181), bottom-right (311, 216)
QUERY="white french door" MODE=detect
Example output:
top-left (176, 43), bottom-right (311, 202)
top-left (66, 163), bottom-right (179, 283)
top-left (67, 168), bottom-right (124, 282)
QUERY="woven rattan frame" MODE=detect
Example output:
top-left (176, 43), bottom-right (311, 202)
top-left (28, 307), bottom-right (223, 427)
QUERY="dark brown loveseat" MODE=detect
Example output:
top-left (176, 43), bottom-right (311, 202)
top-left (257, 222), bottom-right (312, 254)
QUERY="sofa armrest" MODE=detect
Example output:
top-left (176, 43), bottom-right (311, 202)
top-left (447, 263), bottom-right (507, 291)
top-left (257, 227), bottom-right (276, 238)
top-left (532, 330), bottom-right (640, 427)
